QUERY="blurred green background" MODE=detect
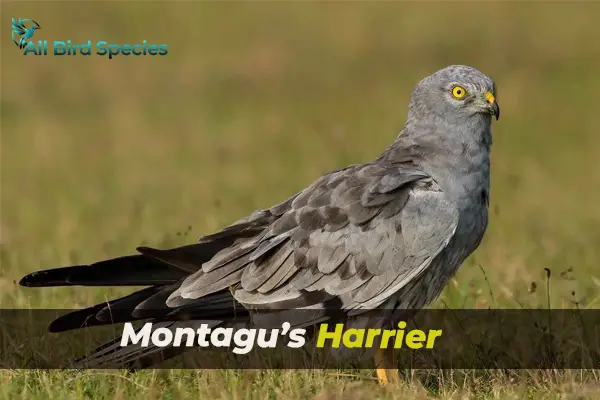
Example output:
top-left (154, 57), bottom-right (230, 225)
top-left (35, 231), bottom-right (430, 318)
top-left (3, 2), bottom-right (600, 398)
top-left (3, 2), bottom-right (600, 310)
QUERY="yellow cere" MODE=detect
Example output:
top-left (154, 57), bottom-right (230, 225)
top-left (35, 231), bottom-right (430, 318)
top-left (485, 92), bottom-right (496, 104)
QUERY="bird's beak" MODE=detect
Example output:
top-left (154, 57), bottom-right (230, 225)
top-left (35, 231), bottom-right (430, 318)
top-left (485, 92), bottom-right (500, 121)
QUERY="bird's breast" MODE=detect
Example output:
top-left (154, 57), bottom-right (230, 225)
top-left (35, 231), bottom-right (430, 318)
top-left (453, 183), bottom-right (490, 259)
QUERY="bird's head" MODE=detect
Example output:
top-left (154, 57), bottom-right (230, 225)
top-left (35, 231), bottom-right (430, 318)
top-left (408, 65), bottom-right (499, 124)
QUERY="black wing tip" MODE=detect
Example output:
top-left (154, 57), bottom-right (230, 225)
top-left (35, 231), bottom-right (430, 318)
top-left (47, 314), bottom-right (97, 333)
top-left (18, 273), bottom-right (36, 287)
top-left (19, 268), bottom-right (75, 287)
top-left (48, 318), bottom-right (69, 333)
top-left (19, 249), bottom-right (159, 288)
top-left (136, 246), bottom-right (161, 256)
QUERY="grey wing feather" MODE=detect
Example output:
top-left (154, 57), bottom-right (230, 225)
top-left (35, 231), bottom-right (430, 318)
top-left (350, 189), bottom-right (458, 307)
top-left (167, 162), bottom-right (458, 313)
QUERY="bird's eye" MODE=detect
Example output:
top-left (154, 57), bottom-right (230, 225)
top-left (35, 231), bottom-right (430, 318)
top-left (451, 86), bottom-right (468, 99)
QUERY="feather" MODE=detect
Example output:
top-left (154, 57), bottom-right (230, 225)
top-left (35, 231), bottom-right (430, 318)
top-left (241, 245), bottom-right (294, 292)
top-left (19, 254), bottom-right (187, 287)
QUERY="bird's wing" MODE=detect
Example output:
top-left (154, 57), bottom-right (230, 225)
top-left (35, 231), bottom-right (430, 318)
top-left (160, 162), bottom-right (459, 313)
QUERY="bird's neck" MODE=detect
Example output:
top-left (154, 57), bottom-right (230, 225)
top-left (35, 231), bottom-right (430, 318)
top-left (380, 117), bottom-right (492, 201)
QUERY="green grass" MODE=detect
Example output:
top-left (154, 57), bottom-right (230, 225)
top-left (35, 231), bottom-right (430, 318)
top-left (2, 1), bottom-right (600, 398)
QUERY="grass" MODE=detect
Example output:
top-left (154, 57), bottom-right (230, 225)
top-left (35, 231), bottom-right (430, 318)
top-left (2, 1), bottom-right (600, 398)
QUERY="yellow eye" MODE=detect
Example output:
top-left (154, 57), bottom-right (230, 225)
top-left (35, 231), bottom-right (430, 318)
top-left (452, 86), bottom-right (468, 99)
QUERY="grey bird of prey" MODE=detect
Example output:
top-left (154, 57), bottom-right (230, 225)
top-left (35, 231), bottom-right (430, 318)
top-left (20, 65), bottom-right (499, 383)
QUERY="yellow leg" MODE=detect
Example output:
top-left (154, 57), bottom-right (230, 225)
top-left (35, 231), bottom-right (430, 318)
top-left (374, 347), bottom-right (399, 385)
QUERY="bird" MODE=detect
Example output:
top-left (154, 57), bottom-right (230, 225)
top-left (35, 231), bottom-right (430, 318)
top-left (11, 18), bottom-right (41, 49)
top-left (19, 65), bottom-right (499, 384)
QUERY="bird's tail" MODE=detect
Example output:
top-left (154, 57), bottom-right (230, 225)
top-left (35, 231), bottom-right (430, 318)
top-left (18, 212), bottom-right (283, 368)
top-left (19, 242), bottom-right (248, 368)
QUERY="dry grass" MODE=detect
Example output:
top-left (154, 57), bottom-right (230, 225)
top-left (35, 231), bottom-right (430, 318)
top-left (2, 1), bottom-right (600, 398)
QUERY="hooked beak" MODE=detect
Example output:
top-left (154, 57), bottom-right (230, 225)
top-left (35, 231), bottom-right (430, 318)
top-left (485, 92), bottom-right (500, 121)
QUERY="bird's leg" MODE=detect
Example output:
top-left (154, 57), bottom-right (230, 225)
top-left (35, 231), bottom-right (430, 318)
top-left (374, 346), bottom-right (399, 385)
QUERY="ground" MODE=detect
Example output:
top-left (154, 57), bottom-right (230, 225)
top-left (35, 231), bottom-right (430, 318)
top-left (2, 2), bottom-right (600, 399)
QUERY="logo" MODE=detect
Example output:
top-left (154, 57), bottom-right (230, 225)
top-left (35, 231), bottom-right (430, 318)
top-left (10, 18), bottom-right (168, 59)
top-left (11, 17), bottom-right (40, 50)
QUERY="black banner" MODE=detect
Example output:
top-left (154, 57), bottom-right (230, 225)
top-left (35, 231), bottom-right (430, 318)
top-left (1, 309), bottom-right (599, 369)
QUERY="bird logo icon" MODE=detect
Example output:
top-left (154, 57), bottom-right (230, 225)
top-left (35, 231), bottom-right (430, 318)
top-left (11, 17), bottom-right (41, 50)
